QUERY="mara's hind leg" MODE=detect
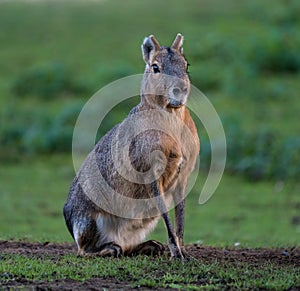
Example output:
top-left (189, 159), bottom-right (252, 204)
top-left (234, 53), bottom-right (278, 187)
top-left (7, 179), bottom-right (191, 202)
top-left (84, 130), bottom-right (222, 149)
top-left (74, 219), bottom-right (100, 256)
top-left (127, 240), bottom-right (165, 256)
top-left (74, 218), bottom-right (123, 258)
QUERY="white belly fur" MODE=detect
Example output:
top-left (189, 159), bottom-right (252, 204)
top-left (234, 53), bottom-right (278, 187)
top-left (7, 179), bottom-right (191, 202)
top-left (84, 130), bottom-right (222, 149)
top-left (95, 215), bottom-right (160, 251)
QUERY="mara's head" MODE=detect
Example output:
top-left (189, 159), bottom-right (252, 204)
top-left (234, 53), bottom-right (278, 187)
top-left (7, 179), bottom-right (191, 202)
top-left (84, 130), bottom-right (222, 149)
top-left (141, 33), bottom-right (190, 110)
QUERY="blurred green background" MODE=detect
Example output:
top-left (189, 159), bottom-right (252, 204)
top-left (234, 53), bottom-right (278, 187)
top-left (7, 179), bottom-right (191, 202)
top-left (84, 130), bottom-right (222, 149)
top-left (0, 0), bottom-right (299, 247)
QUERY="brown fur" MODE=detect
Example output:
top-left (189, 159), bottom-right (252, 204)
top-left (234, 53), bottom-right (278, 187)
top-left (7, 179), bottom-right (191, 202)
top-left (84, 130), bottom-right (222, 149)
top-left (63, 34), bottom-right (200, 259)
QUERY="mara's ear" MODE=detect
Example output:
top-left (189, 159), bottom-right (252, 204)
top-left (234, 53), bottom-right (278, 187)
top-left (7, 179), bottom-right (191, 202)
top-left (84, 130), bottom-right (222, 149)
top-left (171, 33), bottom-right (184, 54)
top-left (141, 35), bottom-right (161, 64)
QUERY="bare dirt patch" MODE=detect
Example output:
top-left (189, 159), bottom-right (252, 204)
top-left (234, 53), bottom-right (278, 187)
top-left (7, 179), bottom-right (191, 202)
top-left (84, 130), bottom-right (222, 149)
top-left (0, 240), bottom-right (299, 290)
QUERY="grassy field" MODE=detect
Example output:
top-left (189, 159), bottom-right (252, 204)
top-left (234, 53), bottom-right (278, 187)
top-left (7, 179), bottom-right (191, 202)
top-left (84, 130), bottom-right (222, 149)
top-left (1, 249), bottom-right (299, 290)
top-left (0, 0), bottom-right (299, 246)
top-left (1, 1), bottom-right (300, 137)
top-left (0, 154), bottom-right (299, 248)
top-left (0, 0), bottom-right (300, 290)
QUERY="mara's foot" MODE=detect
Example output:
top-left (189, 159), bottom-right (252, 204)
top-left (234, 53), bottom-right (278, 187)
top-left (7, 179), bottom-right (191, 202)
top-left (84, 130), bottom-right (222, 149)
top-left (169, 245), bottom-right (195, 261)
top-left (99, 242), bottom-right (123, 257)
top-left (168, 243), bottom-right (185, 260)
top-left (128, 240), bottom-right (165, 256)
top-left (77, 242), bottom-right (123, 258)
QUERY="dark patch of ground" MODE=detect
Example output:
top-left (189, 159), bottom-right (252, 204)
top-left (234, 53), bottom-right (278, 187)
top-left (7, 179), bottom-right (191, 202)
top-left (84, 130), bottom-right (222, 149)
top-left (0, 240), bottom-right (299, 290)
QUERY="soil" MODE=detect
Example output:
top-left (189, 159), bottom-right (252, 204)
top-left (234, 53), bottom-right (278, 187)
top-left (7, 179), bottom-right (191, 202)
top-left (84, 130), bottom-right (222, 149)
top-left (0, 240), bottom-right (299, 290)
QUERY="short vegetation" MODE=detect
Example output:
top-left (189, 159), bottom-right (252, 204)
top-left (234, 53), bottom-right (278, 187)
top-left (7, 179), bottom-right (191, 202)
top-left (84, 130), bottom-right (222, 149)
top-left (1, 1), bottom-right (300, 182)
top-left (0, 0), bottom-right (300, 290)
top-left (1, 253), bottom-right (299, 290)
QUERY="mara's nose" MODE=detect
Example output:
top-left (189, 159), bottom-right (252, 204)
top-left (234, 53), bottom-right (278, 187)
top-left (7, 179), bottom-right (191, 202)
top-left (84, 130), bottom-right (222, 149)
top-left (172, 86), bottom-right (188, 97)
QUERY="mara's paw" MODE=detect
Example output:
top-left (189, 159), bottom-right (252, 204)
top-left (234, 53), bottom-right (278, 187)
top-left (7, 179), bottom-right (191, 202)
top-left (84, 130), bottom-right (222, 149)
top-left (169, 248), bottom-right (194, 262)
top-left (99, 242), bottom-right (123, 258)
top-left (178, 246), bottom-right (197, 262)
top-left (169, 244), bottom-right (185, 260)
top-left (171, 250), bottom-right (185, 260)
top-left (129, 240), bottom-right (165, 256)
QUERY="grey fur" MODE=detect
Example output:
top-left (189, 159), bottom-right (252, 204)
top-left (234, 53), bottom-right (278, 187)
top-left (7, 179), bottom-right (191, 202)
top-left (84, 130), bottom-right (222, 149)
top-left (63, 33), bottom-right (200, 259)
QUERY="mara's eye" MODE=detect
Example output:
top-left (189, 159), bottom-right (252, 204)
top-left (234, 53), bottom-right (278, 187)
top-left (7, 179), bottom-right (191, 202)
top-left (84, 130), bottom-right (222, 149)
top-left (152, 64), bottom-right (160, 74)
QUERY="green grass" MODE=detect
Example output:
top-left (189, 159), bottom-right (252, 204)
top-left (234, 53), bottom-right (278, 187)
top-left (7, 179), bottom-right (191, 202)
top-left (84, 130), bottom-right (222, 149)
top-left (1, 0), bottom-right (300, 135)
top-left (0, 1), bottom-right (300, 289)
top-left (0, 0), bottom-right (299, 247)
top-left (0, 155), bottom-right (73, 242)
top-left (1, 253), bottom-right (299, 290)
top-left (0, 155), bottom-right (299, 247)
top-left (153, 174), bottom-right (300, 247)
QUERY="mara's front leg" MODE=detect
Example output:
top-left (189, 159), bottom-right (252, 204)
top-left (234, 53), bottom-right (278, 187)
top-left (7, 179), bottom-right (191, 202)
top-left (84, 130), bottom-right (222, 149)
top-left (151, 181), bottom-right (184, 259)
top-left (172, 179), bottom-right (189, 259)
top-left (175, 199), bottom-right (185, 246)
top-left (173, 180), bottom-right (187, 247)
